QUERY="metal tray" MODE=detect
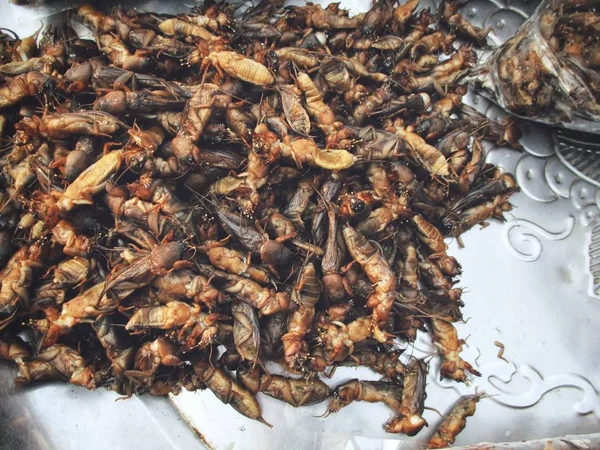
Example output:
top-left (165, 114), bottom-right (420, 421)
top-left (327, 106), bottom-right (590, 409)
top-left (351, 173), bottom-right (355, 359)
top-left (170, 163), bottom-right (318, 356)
top-left (2, 1), bottom-right (600, 449)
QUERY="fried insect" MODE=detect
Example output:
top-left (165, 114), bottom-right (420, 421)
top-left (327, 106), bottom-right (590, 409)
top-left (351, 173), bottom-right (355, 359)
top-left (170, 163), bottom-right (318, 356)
top-left (430, 319), bottom-right (481, 383)
top-left (199, 265), bottom-right (290, 316)
top-left (342, 224), bottom-right (395, 339)
top-left (282, 262), bottom-right (320, 368)
top-left (0, 244), bottom-right (44, 330)
top-left (0, 336), bottom-right (31, 363)
top-left (316, 316), bottom-right (375, 365)
top-left (232, 300), bottom-right (261, 365)
top-left (0, 72), bottom-right (52, 110)
top-left (321, 207), bottom-right (346, 302)
top-left (297, 72), bottom-right (335, 131)
top-left (428, 394), bottom-right (482, 448)
top-left (385, 357), bottom-right (428, 435)
top-left (284, 138), bottom-right (356, 171)
top-left (171, 83), bottom-right (218, 164)
top-left (51, 282), bottom-right (135, 330)
top-left (325, 379), bottom-right (403, 415)
top-left (238, 364), bottom-right (331, 406)
top-left (16, 344), bottom-right (96, 389)
top-left (93, 316), bottom-right (134, 377)
top-left (151, 269), bottom-right (220, 308)
top-left (207, 52), bottom-right (274, 86)
top-left (78, 5), bottom-right (115, 32)
top-left (53, 257), bottom-right (91, 287)
top-left (439, 1), bottom-right (489, 45)
top-left (280, 84), bottom-right (311, 136)
top-left (199, 239), bottom-right (272, 286)
top-left (215, 207), bottom-right (293, 269)
top-left (125, 337), bottom-right (181, 386)
top-left (447, 193), bottom-right (513, 237)
top-left (192, 357), bottom-right (272, 426)
top-left (126, 301), bottom-right (229, 350)
top-left (340, 349), bottom-right (406, 383)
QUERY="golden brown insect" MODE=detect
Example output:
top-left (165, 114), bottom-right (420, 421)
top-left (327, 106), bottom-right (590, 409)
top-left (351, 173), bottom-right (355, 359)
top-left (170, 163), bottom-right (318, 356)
top-left (409, 30), bottom-right (455, 59)
top-left (430, 319), bottom-right (480, 383)
top-left (412, 215), bottom-right (447, 255)
top-left (0, 336), bottom-right (31, 363)
top-left (325, 379), bottom-right (403, 415)
top-left (279, 84), bottom-right (311, 136)
top-left (78, 5), bottom-right (115, 32)
top-left (238, 364), bottom-right (331, 406)
top-left (418, 256), bottom-right (453, 291)
top-left (275, 47), bottom-right (321, 69)
top-left (392, 127), bottom-right (450, 176)
top-left (93, 315), bottom-right (134, 377)
top-left (296, 72), bottom-right (335, 131)
top-left (393, 0), bottom-right (419, 32)
top-left (171, 83), bottom-right (218, 164)
top-left (151, 269), bottom-right (220, 308)
top-left (290, 3), bottom-right (364, 30)
top-left (125, 337), bottom-right (182, 386)
top-left (97, 34), bottom-right (152, 72)
top-left (192, 357), bottom-right (272, 426)
top-left (439, 1), bottom-right (489, 45)
top-left (342, 224), bottom-right (395, 339)
top-left (282, 262), bottom-right (320, 368)
top-left (427, 394), bottom-right (483, 448)
top-left (457, 138), bottom-right (485, 194)
top-left (15, 344), bottom-right (96, 389)
top-left (321, 206), bottom-right (347, 302)
top-left (340, 349), bottom-right (406, 383)
top-left (448, 193), bottom-right (513, 237)
top-left (126, 301), bottom-right (229, 350)
top-left (198, 263), bottom-right (290, 316)
top-left (316, 316), bottom-right (375, 364)
top-left (284, 138), bottom-right (356, 171)
top-left (0, 244), bottom-right (44, 330)
top-left (158, 18), bottom-right (217, 41)
top-left (208, 175), bottom-right (245, 196)
top-left (24, 112), bottom-right (123, 141)
top-left (0, 71), bottom-right (52, 110)
top-left (103, 241), bottom-right (187, 295)
top-left (51, 282), bottom-right (135, 330)
top-left (232, 300), bottom-right (261, 366)
top-left (243, 123), bottom-right (283, 208)
top-left (207, 51), bottom-right (274, 86)
top-left (53, 256), bottom-right (91, 287)
top-left (385, 357), bottom-right (428, 435)
top-left (0, 40), bottom-right (64, 76)
top-left (199, 239), bottom-right (272, 286)
top-left (51, 220), bottom-right (91, 257)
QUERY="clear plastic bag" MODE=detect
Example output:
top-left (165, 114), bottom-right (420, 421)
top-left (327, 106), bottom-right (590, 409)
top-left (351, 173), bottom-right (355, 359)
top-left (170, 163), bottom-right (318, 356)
top-left (469, 0), bottom-right (600, 133)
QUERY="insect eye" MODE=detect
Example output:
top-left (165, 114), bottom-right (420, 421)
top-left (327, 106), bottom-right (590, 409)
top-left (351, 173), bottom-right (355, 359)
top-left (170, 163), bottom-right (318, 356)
top-left (350, 200), bottom-right (365, 213)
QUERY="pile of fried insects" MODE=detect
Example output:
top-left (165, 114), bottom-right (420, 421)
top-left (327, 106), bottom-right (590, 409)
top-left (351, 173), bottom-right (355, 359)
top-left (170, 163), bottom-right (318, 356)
top-left (0, 0), bottom-right (521, 447)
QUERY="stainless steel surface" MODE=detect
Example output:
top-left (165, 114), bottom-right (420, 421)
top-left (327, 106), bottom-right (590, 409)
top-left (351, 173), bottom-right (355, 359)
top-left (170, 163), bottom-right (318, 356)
top-left (554, 129), bottom-right (600, 188)
top-left (2, 0), bottom-right (600, 449)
